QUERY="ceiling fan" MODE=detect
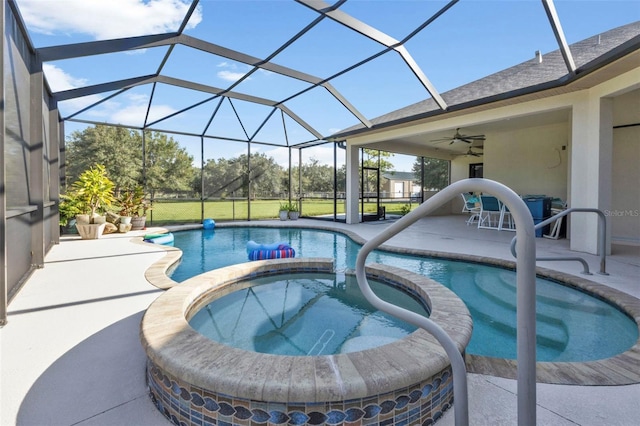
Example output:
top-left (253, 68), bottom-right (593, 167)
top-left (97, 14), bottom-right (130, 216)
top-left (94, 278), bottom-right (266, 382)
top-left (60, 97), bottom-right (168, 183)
top-left (456, 147), bottom-right (483, 157)
top-left (431, 128), bottom-right (486, 145)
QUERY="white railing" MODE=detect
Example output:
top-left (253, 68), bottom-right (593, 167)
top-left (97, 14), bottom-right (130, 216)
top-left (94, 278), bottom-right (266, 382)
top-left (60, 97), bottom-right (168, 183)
top-left (355, 178), bottom-right (538, 426)
top-left (510, 208), bottom-right (608, 275)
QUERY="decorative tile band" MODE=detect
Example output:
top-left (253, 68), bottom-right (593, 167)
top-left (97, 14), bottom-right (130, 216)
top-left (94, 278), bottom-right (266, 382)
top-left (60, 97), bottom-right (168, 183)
top-left (146, 359), bottom-right (453, 426)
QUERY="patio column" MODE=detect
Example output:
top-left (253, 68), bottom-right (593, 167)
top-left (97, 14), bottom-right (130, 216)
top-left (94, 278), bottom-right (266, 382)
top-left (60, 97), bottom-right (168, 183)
top-left (569, 94), bottom-right (613, 255)
top-left (345, 143), bottom-right (360, 224)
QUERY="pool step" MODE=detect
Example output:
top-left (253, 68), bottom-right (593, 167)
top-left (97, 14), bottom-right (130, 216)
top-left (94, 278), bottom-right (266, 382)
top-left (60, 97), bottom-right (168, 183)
top-left (450, 272), bottom-right (568, 351)
top-left (473, 272), bottom-right (574, 328)
top-left (471, 274), bottom-right (615, 361)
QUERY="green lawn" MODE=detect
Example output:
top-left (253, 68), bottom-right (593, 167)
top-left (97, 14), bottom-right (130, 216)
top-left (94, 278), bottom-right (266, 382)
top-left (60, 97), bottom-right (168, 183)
top-left (148, 199), bottom-right (417, 224)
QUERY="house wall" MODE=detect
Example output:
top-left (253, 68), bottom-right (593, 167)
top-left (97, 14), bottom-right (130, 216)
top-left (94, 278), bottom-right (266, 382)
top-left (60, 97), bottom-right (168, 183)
top-left (449, 122), bottom-right (569, 213)
top-left (568, 70), bottom-right (640, 252)
top-left (611, 89), bottom-right (640, 245)
top-left (483, 123), bottom-right (569, 200)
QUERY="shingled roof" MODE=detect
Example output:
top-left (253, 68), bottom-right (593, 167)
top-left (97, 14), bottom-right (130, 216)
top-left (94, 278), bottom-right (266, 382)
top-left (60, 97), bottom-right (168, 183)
top-left (333, 21), bottom-right (640, 139)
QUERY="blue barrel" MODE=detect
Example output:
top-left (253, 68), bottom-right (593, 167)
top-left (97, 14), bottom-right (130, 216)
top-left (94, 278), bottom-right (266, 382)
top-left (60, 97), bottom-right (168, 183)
top-left (523, 196), bottom-right (552, 237)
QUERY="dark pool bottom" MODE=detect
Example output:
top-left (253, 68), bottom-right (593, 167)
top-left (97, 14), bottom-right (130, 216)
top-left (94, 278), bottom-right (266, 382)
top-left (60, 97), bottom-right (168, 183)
top-left (141, 258), bottom-right (472, 426)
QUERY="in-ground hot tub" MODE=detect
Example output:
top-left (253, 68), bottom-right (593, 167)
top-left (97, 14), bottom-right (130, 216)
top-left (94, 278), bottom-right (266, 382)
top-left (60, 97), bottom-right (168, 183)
top-left (140, 258), bottom-right (472, 425)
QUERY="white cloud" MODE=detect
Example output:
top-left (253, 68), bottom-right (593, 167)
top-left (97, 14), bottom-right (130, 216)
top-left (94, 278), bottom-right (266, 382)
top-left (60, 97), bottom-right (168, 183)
top-left (50, 70), bottom-right (176, 126)
top-left (105, 93), bottom-right (176, 126)
top-left (257, 69), bottom-right (275, 77)
top-left (109, 102), bottom-right (176, 126)
top-left (44, 64), bottom-right (104, 113)
top-left (85, 100), bottom-right (120, 119)
top-left (217, 70), bottom-right (248, 82)
top-left (264, 147), bottom-right (290, 167)
top-left (302, 147), bottom-right (335, 166)
top-left (43, 63), bottom-right (86, 91)
top-left (216, 62), bottom-right (251, 82)
top-left (17, 0), bottom-right (202, 39)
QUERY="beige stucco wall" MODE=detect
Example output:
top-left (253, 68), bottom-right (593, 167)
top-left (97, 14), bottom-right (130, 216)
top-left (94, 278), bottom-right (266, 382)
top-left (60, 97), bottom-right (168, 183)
top-left (611, 90), bottom-right (640, 245)
top-left (449, 122), bottom-right (569, 213)
top-left (483, 123), bottom-right (569, 200)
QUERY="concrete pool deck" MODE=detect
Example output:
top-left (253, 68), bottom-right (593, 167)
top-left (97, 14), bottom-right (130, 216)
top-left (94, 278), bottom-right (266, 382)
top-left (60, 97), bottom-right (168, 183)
top-left (1, 216), bottom-right (639, 425)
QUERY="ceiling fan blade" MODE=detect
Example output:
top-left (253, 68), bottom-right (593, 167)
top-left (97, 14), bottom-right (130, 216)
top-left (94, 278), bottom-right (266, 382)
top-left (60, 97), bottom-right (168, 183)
top-left (433, 129), bottom-right (486, 146)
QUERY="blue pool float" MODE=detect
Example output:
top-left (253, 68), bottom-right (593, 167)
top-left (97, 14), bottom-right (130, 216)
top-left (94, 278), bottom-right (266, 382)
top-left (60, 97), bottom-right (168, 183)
top-left (247, 240), bottom-right (295, 261)
top-left (144, 232), bottom-right (174, 246)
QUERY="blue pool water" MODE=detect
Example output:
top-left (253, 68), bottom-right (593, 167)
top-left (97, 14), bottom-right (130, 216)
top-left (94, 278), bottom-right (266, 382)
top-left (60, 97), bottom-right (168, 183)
top-left (189, 273), bottom-right (429, 356)
top-left (172, 227), bottom-right (638, 362)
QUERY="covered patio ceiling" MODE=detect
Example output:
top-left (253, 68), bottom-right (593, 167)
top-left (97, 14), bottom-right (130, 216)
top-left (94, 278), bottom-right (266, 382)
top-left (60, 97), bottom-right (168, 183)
top-left (350, 108), bottom-right (573, 158)
top-left (13, 0), bottom-right (640, 154)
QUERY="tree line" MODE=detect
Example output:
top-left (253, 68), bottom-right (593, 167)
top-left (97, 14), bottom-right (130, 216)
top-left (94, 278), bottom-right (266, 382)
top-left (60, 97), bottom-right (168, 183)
top-left (64, 125), bottom-right (449, 199)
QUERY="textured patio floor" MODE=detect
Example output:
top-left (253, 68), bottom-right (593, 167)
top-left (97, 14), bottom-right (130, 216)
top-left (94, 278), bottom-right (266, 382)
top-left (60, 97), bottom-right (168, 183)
top-left (1, 216), bottom-right (639, 425)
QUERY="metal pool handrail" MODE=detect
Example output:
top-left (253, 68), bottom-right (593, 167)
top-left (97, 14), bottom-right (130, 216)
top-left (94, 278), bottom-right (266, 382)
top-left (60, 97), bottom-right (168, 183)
top-left (355, 178), bottom-right (537, 426)
top-left (510, 208), bottom-right (608, 275)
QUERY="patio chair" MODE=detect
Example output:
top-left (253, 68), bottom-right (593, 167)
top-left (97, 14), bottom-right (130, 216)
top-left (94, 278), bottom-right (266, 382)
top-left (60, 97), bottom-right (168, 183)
top-left (478, 195), bottom-right (502, 230)
top-left (461, 193), bottom-right (480, 225)
top-left (499, 202), bottom-right (515, 231)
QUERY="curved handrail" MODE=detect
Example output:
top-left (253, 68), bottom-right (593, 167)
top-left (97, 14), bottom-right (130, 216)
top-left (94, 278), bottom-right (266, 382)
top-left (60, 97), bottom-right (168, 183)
top-left (355, 178), bottom-right (538, 426)
top-left (510, 208), bottom-right (608, 275)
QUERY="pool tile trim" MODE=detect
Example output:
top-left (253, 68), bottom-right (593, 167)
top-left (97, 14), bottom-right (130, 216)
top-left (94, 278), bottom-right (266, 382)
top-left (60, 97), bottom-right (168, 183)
top-left (141, 222), bottom-right (640, 385)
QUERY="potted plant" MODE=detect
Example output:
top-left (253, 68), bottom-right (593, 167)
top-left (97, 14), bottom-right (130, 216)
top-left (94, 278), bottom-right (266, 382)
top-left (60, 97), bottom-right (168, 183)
top-left (287, 202), bottom-right (300, 220)
top-left (117, 185), bottom-right (144, 225)
top-left (117, 185), bottom-right (151, 230)
top-left (279, 202), bottom-right (289, 221)
top-left (72, 164), bottom-right (115, 239)
top-left (58, 193), bottom-right (84, 234)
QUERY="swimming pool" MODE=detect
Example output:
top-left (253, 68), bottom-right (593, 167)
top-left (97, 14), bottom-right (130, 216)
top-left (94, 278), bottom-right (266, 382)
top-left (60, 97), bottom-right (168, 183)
top-left (170, 226), bottom-right (638, 363)
top-left (189, 272), bottom-right (429, 355)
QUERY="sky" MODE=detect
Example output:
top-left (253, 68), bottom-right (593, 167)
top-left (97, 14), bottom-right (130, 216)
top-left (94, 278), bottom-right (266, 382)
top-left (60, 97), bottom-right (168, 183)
top-left (14, 0), bottom-right (640, 171)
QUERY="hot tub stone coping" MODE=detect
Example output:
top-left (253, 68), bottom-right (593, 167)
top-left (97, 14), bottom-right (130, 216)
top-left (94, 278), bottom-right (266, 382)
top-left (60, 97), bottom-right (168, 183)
top-left (140, 258), bottom-right (472, 403)
top-left (143, 221), bottom-right (640, 386)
